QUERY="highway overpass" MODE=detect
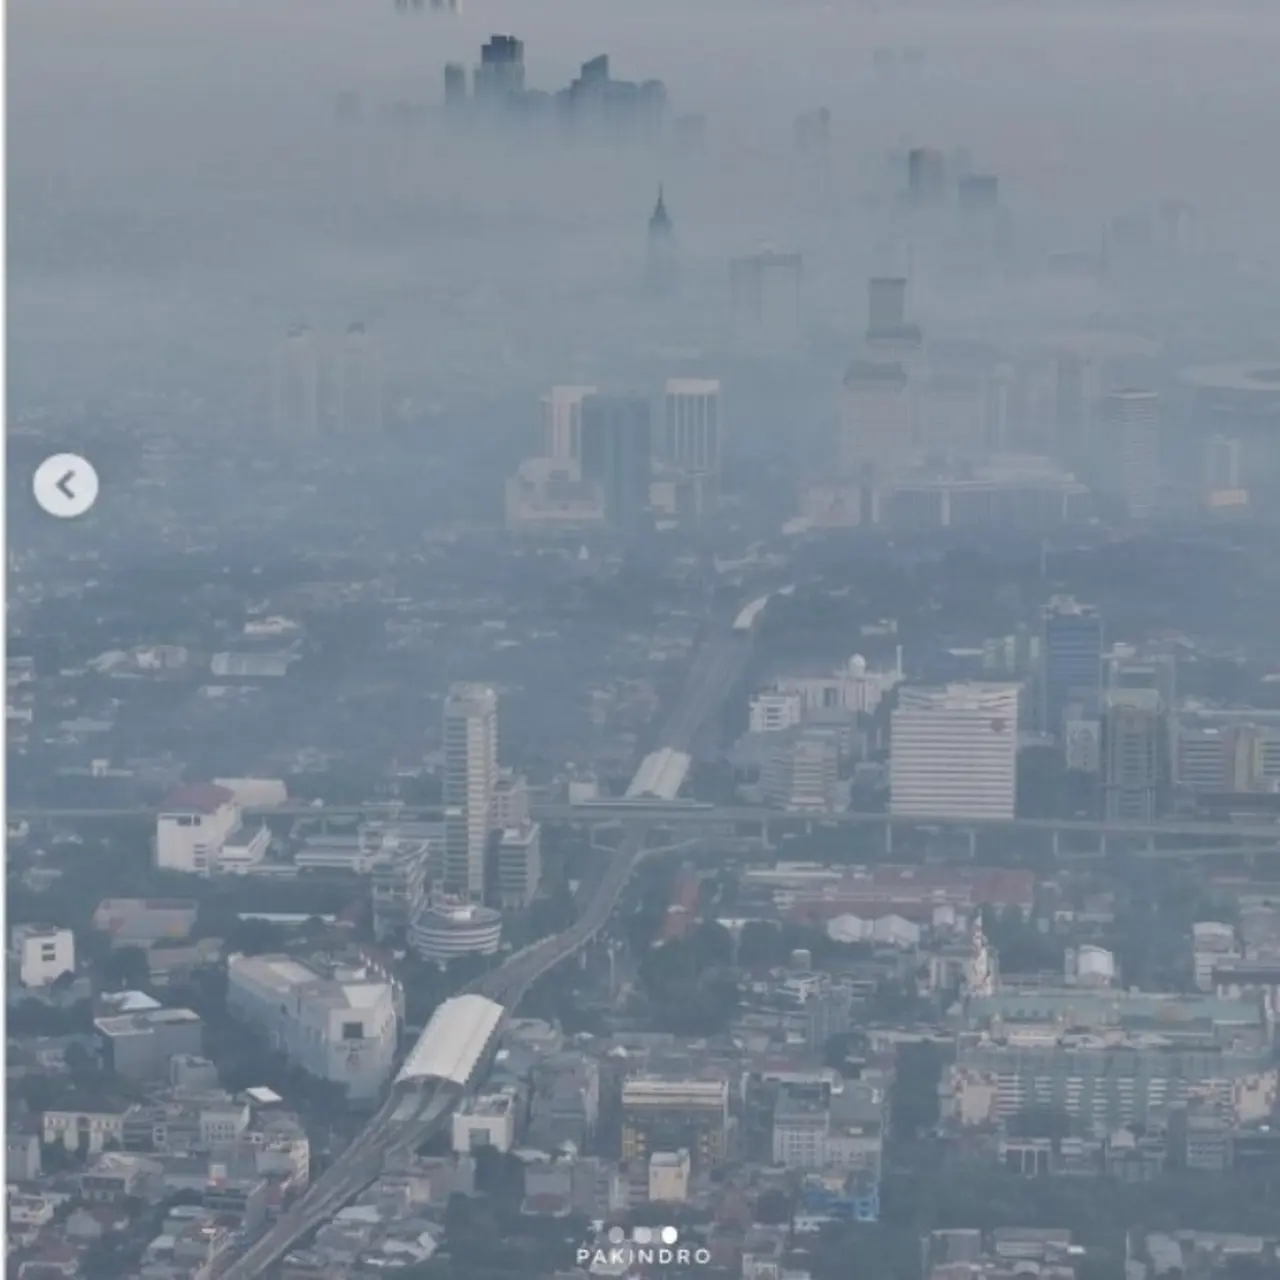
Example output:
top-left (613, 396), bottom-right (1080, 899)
top-left (218, 616), bottom-right (758, 1277)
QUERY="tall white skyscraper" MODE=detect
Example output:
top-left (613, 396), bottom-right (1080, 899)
top-left (540, 385), bottom-right (596, 468)
top-left (442, 684), bottom-right (499, 901)
top-left (662, 378), bottom-right (722, 475)
top-left (273, 326), bottom-right (320, 438)
top-left (890, 683), bottom-right (1020, 821)
top-left (338, 322), bottom-right (383, 435)
top-left (1101, 388), bottom-right (1161, 519)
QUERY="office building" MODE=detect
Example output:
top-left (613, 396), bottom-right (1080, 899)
top-left (95, 1008), bottom-right (204, 1084)
top-left (580, 393), bottom-right (654, 533)
top-left (272, 326), bottom-right (319, 438)
top-left (661, 378), bottom-right (721, 475)
top-left (1101, 388), bottom-right (1161, 519)
top-left (540, 385), bottom-right (596, 469)
top-left (907, 147), bottom-right (946, 205)
top-left (11, 925), bottom-right (75, 988)
top-left (647, 186), bottom-right (676, 292)
top-left (495, 822), bottom-right (542, 909)
top-left (749, 690), bottom-right (805, 734)
top-left (443, 62), bottom-right (467, 106)
top-left (621, 1078), bottom-right (730, 1168)
top-left (493, 768), bottom-right (531, 829)
top-left (337, 322), bottom-right (382, 435)
top-left (442, 683), bottom-right (499, 901)
top-left (1177, 721), bottom-right (1277, 794)
top-left (945, 1033), bottom-right (1275, 1132)
top-left (227, 955), bottom-right (398, 1102)
top-left (473, 34), bottom-right (524, 104)
top-left (838, 361), bottom-right (915, 492)
top-left (763, 729), bottom-right (840, 813)
top-left (1041, 597), bottom-right (1104, 740)
top-left (370, 838), bottom-right (431, 942)
top-left (730, 250), bottom-right (803, 351)
top-left (890, 683), bottom-right (1020, 822)
top-left (1101, 688), bottom-right (1169, 822)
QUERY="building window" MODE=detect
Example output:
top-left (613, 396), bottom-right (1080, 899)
top-left (341, 1021), bottom-right (364, 1041)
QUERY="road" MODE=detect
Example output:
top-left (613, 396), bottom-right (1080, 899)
top-left (218, 625), bottom-right (753, 1277)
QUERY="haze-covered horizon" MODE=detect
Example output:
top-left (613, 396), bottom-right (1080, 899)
top-left (10, 0), bottom-right (1280, 413)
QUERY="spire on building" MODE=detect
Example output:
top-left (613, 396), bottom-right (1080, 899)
top-left (646, 185), bottom-right (676, 294)
top-left (648, 185), bottom-right (673, 241)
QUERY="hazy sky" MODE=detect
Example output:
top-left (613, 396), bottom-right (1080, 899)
top-left (10, 0), bottom-right (1280, 411)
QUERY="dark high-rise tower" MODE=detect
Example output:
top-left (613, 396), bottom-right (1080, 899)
top-left (1041, 596), bottom-right (1104, 740)
top-left (580, 394), bottom-right (654, 536)
top-left (647, 186), bottom-right (676, 293)
top-left (474, 35), bottom-right (524, 104)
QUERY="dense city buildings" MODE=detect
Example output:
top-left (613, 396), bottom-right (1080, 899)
top-left (11, 5), bottom-right (1280, 1277)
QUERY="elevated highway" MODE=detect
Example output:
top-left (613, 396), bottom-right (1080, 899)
top-left (219, 618), bottom-right (757, 1277)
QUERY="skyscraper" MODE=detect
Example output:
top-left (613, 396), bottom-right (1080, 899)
top-left (444, 63), bottom-right (467, 107)
top-left (338, 322), bottom-right (383, 435)
top-left (906, 148), bottom-right (946, 206)
top-left (1101, 688), bottom-right (1169, 822)
top-left (889, 683), bottom-right (1020, 821)
top-left (838, 361), bottom-right (914, 490)
top-left (580, 394), bottom-right (653, 534)
top-left (661, 378), bottom-right (722, 476)
top-left (540, 385), bottom-right (596, 468)
top-left (1101, 388), bottom-right (1161, 519)
top-left (646, 186), bottom-right (676, 293)
top-left (272, 326), bottom-right (319, 438)
top-left (442, 684), bottom-right (499, 902)
top-left (1041, 596), bottom-right (1104, 740)
top-left (474, 35), bottom-right (524, 104)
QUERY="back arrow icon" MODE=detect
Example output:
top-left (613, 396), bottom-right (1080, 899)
top-left (56, 471), bottom-right (77, 500)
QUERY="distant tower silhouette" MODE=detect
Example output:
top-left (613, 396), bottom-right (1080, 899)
top-left (273, 326), bottom-right (319, 438)
top-left (647, 185), bottom-right (676, 293)
top-left (338, 322), bottom-right (383, 436)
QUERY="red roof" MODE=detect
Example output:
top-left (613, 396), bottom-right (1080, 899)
top-left (161, 783), bottom-right (235, 815)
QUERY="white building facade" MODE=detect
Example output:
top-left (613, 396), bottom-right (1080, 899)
top-left (890, 683), bottom-right (1020, 821)
top-left (227, 956), bottom-right (399, 1102)
top-left (12, 925), bottom-right (75, 988)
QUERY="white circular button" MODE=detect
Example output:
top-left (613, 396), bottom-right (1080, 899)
top-left (33, 454), bottom-right (99, 518)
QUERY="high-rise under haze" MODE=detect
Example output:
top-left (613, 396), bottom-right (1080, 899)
top-left (272, 326), bottom-right (320, 438)
top-left (580, 394), bottom-right (654, 535)
top-left (647, 187), bottom-right (676, 293)
top-left (442, 684), bottom-right (499, 902)
top-left (661, 379), bottom-right (722, 477)
top-left (338, 323), bottom-right (383, 436)
top-left (1041, 596), bottom-right (1104, 739)
top-left (1101, 388), bottom-right (1161, 520)
top-left (541, 386), bottom-right (596, 469)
